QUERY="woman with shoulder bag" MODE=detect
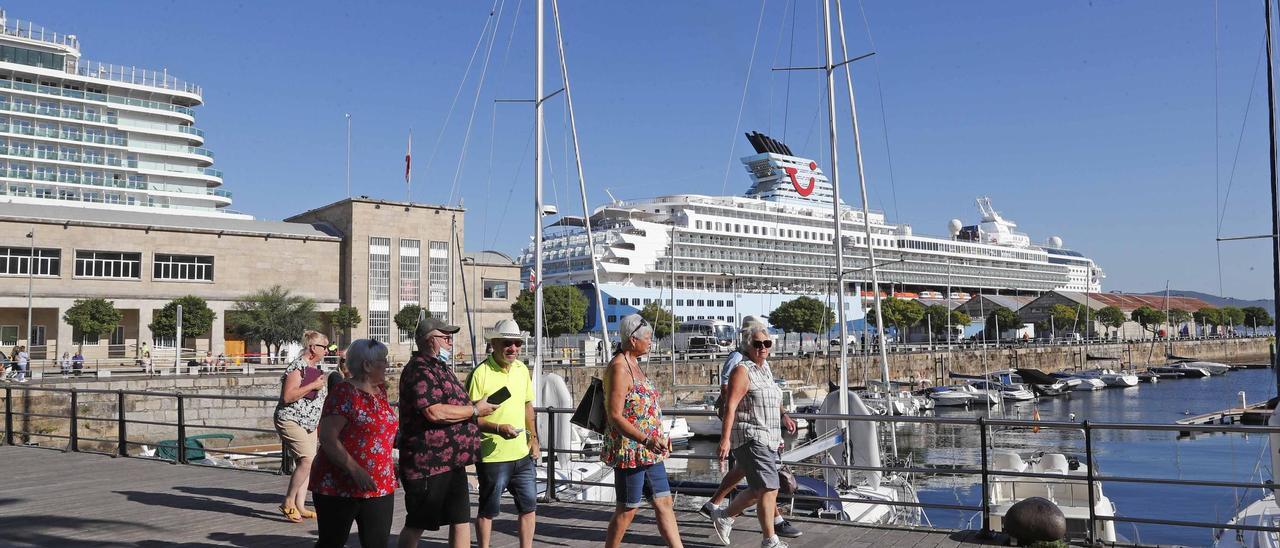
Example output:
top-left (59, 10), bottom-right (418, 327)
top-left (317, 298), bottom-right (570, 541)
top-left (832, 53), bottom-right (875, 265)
top-left (274, 330), bottom-right (330, 523)
top-left (601, 314), bottom-right (683, 548)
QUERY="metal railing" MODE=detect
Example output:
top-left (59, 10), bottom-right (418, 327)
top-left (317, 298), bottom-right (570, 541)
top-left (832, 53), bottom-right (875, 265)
top-left (1, 384), bottom-right (282, 472)
top-left (4, 386), bottom-right (1280, 543)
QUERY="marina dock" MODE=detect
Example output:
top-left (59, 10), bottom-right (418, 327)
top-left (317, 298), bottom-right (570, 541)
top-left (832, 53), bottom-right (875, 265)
top-left (1175, 401), bottom-right (1273, 428)
top-left (0, 446), bottom-right (992, 547)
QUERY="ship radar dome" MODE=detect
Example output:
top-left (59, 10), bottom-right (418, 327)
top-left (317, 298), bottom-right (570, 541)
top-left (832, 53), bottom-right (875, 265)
top-left (1047, 236), bottom-right (1063, 248)
top-left (948, 219), bottom-right (963, 236)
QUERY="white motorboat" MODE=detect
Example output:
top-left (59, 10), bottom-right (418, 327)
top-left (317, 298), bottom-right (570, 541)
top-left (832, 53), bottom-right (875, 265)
top-left (988, 451), bottom-right (1118, 543)
top-left (663, 417), bottom-right (694, 447)
top-left (1077, 369), bottom-right (1140, 388)
top-left (928, 386), bottom-right (979, 407)
top-left (1176, 360), bottom-right (1232, 375)
top-left (1215, 406), bottom-right (1280, 547)
top-left (674, 390), bottom-right (722, 437)
top-left (951, 383), bottom-right (1003, 406)
top-left (1153, 362), bottom-right (1212, 378)
top-left (968, 379), bottom-right (1036, 402)
top-left (1068, 377), bottom-right (1107, 391)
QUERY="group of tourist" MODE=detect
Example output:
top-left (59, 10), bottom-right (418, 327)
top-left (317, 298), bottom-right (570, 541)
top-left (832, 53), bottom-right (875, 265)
top-left (270, 311), bottom-right (798, 548)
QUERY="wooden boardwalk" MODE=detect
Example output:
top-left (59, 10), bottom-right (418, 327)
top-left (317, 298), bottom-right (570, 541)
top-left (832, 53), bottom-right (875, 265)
top-left (0, 446), bottom-right (998, 547)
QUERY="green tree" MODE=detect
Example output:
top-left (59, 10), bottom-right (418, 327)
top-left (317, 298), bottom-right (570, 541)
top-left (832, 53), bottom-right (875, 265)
top-left (639, 302), bottom-right (677, 339)
top-left (984, 307), bottom-right (1022, 339)
top-left (63, 298), bottom-right (123, 352)
top-left (394, 304), bottom-right (424, 339)
top-left (510, 286), bottom-right (588, 338)
top-left (230, 285), bottom-right (318, 358)
top-left (1096, 306), bottom-right (1127, 338)
top-left (1222, 306), bottom-right (1246, 334)
top-left (1129, 306), bottom-right (1166, 338)
top-left (770, 297), bottom-right (835, 336)
top-left (1047, 304), bottom-right (1084, 335)
top-left (330, 304), bottom-right (362, 345)
top-left (1194, 307), bottom-right (1222, 333)
top-left (867, 297), bottom-right (925, 339)
top-left (950, 310), bottom-right (972, 328)
top-left (1243, 306), bottom-right (1275, 335)
top-left (1167, 308), bottom-right (1192, 336)
top-left (149, 296), bottom-right (216, 345)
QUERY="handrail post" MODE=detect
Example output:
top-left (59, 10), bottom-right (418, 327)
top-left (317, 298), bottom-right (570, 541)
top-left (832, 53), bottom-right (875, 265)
top-left (176, 393), bottom-right (186, 464)
top-left (67, 388), bottom-right (78, 453)
top-left (1084, 420), bottom-right (1097, 545)
top-left (116, 390), bottom-right (127, 457)
top-left (546, 408), bottom-right (558, 502)
top-left (978, 417), bottom-right (992, 538)
top-left (3, 386), bottom-right (12, 446)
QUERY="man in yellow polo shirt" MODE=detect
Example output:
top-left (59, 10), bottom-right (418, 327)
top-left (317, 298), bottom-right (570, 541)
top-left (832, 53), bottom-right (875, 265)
top-left (467, 319), bottom-right (539, 548)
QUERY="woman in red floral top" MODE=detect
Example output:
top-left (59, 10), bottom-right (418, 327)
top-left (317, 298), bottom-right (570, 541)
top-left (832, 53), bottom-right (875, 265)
top-left (310, 339), bottom-right (398, 548)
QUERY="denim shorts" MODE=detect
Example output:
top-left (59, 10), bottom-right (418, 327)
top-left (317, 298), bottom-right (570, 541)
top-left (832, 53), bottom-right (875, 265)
top-left (477, 455), bottom-right (538, 518)
top-left (613, 461), bottom-right (672, 509)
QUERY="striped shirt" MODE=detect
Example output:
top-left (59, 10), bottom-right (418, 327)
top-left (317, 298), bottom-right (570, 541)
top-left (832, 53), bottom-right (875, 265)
top-left (728, 359), bottom-right (782, 450)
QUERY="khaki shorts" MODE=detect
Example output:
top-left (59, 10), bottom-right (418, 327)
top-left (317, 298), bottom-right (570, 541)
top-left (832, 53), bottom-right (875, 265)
top-left (274, 417), bottom-right (317, 459)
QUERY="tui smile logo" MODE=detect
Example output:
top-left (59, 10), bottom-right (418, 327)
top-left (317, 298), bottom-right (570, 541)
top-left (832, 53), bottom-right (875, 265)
top-left (783, 162), bottom-right (818, 197)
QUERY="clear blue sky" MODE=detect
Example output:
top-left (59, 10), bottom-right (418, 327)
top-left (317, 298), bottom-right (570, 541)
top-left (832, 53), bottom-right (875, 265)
top-left (16, 1), bottom-right (1280, 299)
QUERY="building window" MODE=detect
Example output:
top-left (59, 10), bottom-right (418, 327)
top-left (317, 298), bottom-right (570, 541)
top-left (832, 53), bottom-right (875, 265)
top-left (110, 326), bottom-right (125, 346)
top-left (0, 247), bottom-right (59, 276)
top-left (428, 241), bottom-right (449, 321)
top-left (74, 250), bottom-right (140, 279)
top-left (483, 280), bottom-right (508, 300)
top-left (0, 325), bottom-right (16, 346)
top-left (607, 297), bottom-right (618, 305)
top-left (74, 328), bottom-right (100, 346)
top-left (607, 315), bottom-right (618, 323)
top-left (368, 237), bottom-right (391, 343)
top-left (153, 254), bottom-right (214, 282)
top-left (398, 239), bottom-right (421, 343)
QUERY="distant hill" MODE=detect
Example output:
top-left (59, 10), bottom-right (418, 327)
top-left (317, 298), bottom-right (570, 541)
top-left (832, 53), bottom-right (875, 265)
top-left (1133, 290), bottom-right (1274, 315)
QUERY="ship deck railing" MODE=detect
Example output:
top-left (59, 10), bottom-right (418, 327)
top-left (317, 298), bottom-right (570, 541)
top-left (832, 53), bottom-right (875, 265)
top-left (5, 384), bottom-right (1280, 544)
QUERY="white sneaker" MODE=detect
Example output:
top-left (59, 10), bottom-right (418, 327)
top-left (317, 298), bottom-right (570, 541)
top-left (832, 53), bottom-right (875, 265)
top-left (18, 378), bottom-right (28, 383)
top-left (708, 506), bottom-right (734, 546)
top-left (761, 535), bottom-right (789, 548)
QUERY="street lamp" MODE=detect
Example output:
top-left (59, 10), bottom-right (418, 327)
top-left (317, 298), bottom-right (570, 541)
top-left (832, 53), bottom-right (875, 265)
top-left (25, 227), bottom-right (33, 350)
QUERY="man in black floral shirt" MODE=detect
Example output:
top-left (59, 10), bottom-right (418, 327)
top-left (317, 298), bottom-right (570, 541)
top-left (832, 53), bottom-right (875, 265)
top-left (397, 315), bottom-right (497, 548)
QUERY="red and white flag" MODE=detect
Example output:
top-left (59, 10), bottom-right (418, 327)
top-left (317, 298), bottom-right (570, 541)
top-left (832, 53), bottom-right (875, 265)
top-left (404, 130), bottom-right (413, 184)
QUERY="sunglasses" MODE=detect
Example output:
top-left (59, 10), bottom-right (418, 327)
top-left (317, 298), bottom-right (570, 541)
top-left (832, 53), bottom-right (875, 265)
top-left (310, 344), bottom-right (330, 352)
top-left (499, 339), bottom-right (524, 348)
top-left (630, 318), bottom-right (651, 339)
top-left (750, 339), bottom-right (773, 349)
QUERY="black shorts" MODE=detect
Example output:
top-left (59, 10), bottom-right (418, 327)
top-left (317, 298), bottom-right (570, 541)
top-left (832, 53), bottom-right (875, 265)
top-left (402, 467), bottom-right (471, 531)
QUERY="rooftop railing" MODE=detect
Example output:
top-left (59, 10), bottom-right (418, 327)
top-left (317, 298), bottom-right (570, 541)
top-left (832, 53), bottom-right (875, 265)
top-left (74, 59), bottom-right (201, 96)
top-left (0, 17), bottom-right (79, 50)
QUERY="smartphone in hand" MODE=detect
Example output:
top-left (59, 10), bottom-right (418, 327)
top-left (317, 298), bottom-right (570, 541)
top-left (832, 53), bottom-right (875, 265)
top-left (486, 386), bottom-right (512, 405)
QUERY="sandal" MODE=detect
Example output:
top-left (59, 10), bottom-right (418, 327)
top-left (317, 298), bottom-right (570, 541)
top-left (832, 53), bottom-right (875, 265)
top-left (299, 508), bottom-right (316, 519)
top-left (279, 505), bottom-right (303, 523)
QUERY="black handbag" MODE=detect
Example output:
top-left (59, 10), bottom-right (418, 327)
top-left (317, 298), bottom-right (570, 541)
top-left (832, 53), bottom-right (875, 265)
top-left (570, 377), bottom-right (608, 434)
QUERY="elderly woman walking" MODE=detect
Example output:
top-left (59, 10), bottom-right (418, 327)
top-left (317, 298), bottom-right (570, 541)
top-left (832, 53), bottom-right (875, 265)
top-left (397, 316), bottom-right (498, 548)
top-left (602, 314), bottom-right (683, 548)
top-left (274, 330), bottom-right (330, 523)
top-left (709, 326), bottom-right (791, 548)
top-left (310, 339), bottom-right (398, 547)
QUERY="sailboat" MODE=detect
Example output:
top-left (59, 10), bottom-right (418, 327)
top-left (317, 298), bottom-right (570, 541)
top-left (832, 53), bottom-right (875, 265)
top-left (1215, 0), bottom-right (1280, 544)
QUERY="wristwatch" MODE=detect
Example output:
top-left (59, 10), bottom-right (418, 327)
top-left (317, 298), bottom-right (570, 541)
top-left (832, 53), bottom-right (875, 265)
top-left (471, 404), bottom-right (478, 418)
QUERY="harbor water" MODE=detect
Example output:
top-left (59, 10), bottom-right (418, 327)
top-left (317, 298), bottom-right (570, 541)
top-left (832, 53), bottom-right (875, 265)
top-left (668, 365), bottom-right (1278, 546)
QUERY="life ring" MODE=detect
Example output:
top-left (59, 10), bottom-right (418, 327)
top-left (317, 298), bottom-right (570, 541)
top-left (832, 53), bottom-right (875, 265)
top-left (783, 162), bottom-right (818, 197)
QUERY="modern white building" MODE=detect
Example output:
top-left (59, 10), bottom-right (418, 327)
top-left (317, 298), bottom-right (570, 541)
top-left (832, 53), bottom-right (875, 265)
top-left (520, 131), bottom-right (1105, 333)
top-left (0, 11), bottom-right (237, 219)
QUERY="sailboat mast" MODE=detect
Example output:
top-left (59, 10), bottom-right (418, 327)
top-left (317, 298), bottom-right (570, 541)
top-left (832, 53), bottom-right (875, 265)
top-left (819, 0), bottom-right (850, 421)
top-left (532, 0), bottom-right (545, 404)
top-left (834, 0), bottom-right (896, 453)
top-left (1265, 0), bottom-right (1280, 388)
top-left (550, 0), bottom-right (611, 360)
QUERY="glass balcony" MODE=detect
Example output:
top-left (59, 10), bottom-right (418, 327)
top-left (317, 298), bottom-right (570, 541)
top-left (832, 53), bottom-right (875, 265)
top-left (75, 59), bottom-right (202, 96)
top-left (0, 78), bottom-right (196, 117)
top-left (0, 121), bottom-right (128, 146)
top-left (127, 141), bottom-right (213, 159)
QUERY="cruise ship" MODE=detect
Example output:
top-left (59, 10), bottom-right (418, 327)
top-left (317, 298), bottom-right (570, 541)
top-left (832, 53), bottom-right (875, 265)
top-left (520, 131), bottom-right (1104, 333)
top-left (0, 11), bottom-right (238, 218)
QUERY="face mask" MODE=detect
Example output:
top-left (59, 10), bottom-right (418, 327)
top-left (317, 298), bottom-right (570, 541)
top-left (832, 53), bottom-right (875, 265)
top-left (437, 348), bottom-right (452, 361)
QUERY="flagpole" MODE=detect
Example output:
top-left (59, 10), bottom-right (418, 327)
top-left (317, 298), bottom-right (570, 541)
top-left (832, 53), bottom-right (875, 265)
top-left (405, 129), bottom-right (413, 204)
top-left (345, 113), bottom-right (352, 198)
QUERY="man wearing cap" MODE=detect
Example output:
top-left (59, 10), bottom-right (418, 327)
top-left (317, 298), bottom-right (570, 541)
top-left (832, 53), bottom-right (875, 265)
top-left (397, 315), bottom-right (499, 548)
top-left (467, 319), bottom-right (538, 548)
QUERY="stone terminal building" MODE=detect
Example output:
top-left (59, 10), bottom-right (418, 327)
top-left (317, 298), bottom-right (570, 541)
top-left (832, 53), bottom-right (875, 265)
top-left (0, 197), bottom-right (519, 364)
